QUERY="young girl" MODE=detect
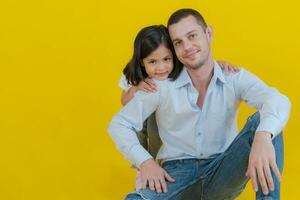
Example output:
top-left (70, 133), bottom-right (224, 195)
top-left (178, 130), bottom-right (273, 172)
top-left (118, 25), bottom-right (182, 159)
top-left (118, 25), bottom-right (238, 161)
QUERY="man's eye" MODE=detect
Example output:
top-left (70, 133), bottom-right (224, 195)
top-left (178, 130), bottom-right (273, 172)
top-left (174, 41), bottom-right (181, 46)
top-left (189, 34), bottom-right (196, 39)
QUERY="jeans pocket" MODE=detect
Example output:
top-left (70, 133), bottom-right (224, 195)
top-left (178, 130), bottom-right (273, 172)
top-left (162, 160), bottom-right (179, 171)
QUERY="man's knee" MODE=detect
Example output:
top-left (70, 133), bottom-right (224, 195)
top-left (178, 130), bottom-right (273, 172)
top-left (246, 112), bottom-right (284, 149)
top-left (125, 189), bottom-right (164, 200)
top-left (246, 112), bottom-right (260, 132)
top-left (237, 112), bottom-right (261, 146)
top-left (125, 193), bottom-right (142, 200)
top-left (125, 192), bottom-right (150, 200)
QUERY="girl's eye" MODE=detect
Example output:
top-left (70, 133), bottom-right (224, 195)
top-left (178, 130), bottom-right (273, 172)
top-left (149, 60), bottom-right (156, 64)
top-left (164, 57), bottom-right (172, 61)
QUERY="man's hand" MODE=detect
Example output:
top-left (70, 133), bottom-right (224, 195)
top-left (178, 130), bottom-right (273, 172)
top-left (217, 60), bottom-right (240, 73)
top-left (137, 159), bottom-right (175, 193)
top-left (246, 132), bottom-right (282, 195)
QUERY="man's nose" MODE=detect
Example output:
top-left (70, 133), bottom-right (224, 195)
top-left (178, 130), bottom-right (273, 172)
top-left (182, 41), bottom-right (192, 52)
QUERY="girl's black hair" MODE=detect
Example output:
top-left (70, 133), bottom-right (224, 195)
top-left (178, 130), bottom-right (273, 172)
top-left (123, 25), bottom-right (183, 86)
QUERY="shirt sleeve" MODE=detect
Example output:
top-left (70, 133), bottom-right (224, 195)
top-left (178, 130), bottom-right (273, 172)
top-left (235, 68), bottom-right (291, 137)
top-left (107, 89), bottom-right (160, 168)
top-left (118, 74), bottom-right (132, 91)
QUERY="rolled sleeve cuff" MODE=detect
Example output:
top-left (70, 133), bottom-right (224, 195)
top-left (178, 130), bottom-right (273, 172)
top-left (127, 144), bottom-right (153, 168)
top-left (256, 115), bottom-right (281, 138)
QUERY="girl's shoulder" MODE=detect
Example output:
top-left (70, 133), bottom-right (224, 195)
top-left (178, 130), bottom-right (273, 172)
top-left (118, 74), bottom-right (131, 91)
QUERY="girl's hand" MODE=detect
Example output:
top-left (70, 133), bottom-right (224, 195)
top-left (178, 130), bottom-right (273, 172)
top-left (217, 60), bottom-right (240, 73)
top-left (137, 77), bottom-right (157, 93)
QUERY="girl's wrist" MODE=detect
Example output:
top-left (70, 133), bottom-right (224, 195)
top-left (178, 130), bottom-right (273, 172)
top-left (132, 85), bottom-right (139, 93)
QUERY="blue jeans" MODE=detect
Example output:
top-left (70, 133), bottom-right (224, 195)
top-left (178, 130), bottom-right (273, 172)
top-left (125, 112), bottom-right (283, 200)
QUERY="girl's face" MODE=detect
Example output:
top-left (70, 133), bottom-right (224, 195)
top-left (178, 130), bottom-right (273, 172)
top-left (142, 44), bottom-right (174, 80)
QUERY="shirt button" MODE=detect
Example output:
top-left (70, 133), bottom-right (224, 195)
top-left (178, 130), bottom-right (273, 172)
top-left (197, 132), bottom-right (201, 136)
top-left (200, 153), bottom-right (204, 156)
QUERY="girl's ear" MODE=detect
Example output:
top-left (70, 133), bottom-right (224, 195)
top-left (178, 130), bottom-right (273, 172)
top-left (140, 60), bottom-right (145, 67)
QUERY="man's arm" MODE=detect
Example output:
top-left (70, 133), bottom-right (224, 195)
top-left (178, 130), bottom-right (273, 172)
top-left (108, 83), bottom-right (174, 193)
top-left (235, 69), bottom-right (291, 195)
top-left (108, 90), bottom-right (159, 167)
top-left (236, 69), bottom-right (291, 136)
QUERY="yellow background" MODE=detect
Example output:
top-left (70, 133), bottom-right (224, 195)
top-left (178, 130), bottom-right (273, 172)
top-left (0, 0), bottom-right (299, 199)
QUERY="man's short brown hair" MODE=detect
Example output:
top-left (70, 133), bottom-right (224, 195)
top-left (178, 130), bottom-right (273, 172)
top-left (168, 8), bottom-right (207, 30)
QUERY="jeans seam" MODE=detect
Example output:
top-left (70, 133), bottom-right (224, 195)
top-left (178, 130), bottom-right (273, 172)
top-left (201, 178), bottom-right (205, 200)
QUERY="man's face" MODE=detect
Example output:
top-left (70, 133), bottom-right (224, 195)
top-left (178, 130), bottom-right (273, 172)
top-left (168, 15), bottom-right (213, 69)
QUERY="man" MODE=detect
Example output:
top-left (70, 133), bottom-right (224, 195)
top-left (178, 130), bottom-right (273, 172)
top-left (108, 8), bottom-right (291, 200)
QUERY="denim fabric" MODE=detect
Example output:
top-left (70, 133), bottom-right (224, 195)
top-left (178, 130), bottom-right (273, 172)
top-left (126, 158), bottom-right (215, 200)
top-left (125, 112), bottom-right (283, 200)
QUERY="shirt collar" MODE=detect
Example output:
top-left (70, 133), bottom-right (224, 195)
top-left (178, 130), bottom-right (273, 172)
top-left (213, 61), bottom-right (226, 85)
top-left (174, 67), bottom-right (192, 88)
top-left (175, 61), bottom-right (226, 88)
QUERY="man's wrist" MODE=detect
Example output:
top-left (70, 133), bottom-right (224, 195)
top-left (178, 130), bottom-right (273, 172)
top-left (140, 158), bottom-right (155, 168)
top-left (256, 131), bottom-right (273, 139)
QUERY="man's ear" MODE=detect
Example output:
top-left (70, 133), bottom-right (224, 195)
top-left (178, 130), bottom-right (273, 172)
top-left (206, 25), bottom-right (214, 42)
